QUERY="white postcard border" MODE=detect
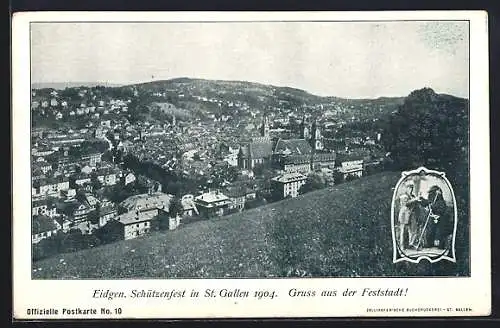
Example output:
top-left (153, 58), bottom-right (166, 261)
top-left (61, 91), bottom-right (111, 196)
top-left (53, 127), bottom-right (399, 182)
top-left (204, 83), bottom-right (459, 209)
top-left (12, 11), bottom-right (491, 319)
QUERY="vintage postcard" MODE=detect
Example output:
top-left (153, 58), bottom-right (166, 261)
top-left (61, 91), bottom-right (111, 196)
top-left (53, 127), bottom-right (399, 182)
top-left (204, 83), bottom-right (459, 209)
top-left (12, 11), bottom-right (490, 319)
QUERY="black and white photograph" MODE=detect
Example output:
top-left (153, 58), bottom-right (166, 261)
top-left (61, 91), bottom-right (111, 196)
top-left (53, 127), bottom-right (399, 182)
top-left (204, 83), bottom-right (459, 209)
top-left (12, 11), bottom-right (490, 319)
top-left (391, 167), bottom-right (457, 264)
top-left (28, 20), bottom-right (470, 278)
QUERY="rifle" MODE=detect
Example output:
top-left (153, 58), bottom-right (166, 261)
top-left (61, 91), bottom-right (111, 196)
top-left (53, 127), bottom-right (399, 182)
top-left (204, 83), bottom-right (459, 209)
top-left (415, 192), bottom-right (439, 250)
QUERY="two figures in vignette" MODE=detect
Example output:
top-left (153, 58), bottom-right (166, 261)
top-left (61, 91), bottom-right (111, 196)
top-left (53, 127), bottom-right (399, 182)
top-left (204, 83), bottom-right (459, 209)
top-left (397, 178), bottom-right (453, 253)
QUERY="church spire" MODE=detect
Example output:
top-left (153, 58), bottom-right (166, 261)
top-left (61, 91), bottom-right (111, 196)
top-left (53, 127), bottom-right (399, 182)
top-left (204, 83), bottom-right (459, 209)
top-left (311, 118), bottom-right (324, 151)
top-left (301, 114), bottom-right (310, 140)
top-left (260, 113), bottom-right (270, 138)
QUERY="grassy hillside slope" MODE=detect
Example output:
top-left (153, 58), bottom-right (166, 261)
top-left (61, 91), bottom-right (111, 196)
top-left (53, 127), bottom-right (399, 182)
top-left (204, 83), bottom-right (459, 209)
top-left (32, 172), bottom-right (468, 279)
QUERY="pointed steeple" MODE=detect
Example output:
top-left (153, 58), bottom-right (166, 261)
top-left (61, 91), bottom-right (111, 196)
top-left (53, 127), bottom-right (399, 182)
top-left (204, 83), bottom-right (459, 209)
top-left (311, 118), bottom-right (324, 151)
top-left (260, 113), bottom-right (270, 138)
top-left (301, 114), bottom-right (310, 140)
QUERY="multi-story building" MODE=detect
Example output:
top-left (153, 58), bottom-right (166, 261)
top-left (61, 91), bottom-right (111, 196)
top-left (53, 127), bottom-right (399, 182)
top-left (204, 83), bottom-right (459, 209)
top-left (119, 192), bottom-right (172, 217)
top-left (224, 186), bottom-right (247, 212)
top-left (72, 200), bottom-right (96, 223)
top-left (114, 211), bottom-right (153, 240)
top-left (95, 167), bottom-right (119, 186)
top-left (32, 199), bottom-right (58, 217)
top-left (194, 190), bottom-right (232, 218)
top-left (181, 194), bottom-right (199, 217)
top-left (81, 152), bottom-right (102, 167)
top-left (32, 176), bottom-right (70, 198)
top-left (271, 172), bottom-right (307, 199)
top-left (32, 161), bottom-right (52, 175)
top-left (337, 155), bottom-right (364, 180)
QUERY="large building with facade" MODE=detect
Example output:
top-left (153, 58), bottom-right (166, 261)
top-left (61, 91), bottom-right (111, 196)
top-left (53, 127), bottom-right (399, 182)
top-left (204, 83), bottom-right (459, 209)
top-left (113, 210), bottom-right (154, 240)
top-left (271, 172), bottom-right (308, 199)
top-left (119, 192), bottom-right (172, 217)
top-left (194, 190), bottom-right (232, 218)
top-left (336, 155), bottom-right (365, 180)
top-left (238, 115), bottom-right (335, 173)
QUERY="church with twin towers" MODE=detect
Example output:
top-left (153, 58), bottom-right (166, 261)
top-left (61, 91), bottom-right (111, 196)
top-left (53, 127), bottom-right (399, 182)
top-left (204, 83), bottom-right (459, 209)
top-left (237, 114), bottom-right (337, 174)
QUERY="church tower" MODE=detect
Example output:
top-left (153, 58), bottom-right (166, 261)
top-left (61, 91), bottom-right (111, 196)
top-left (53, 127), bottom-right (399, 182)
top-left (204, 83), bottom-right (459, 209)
top-left (300, 115), bottom-right (310, 140)
top-left (311, 120), bottom-right (324, 151)
top-left (260, 114), bottom-right (270, 138)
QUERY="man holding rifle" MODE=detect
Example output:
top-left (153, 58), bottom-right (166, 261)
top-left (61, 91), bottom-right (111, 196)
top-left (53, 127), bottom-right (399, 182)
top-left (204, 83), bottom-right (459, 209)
top-left (414, 185), bottom-right (451, 250)
top-left (397, 181), bottom-right (421, 250)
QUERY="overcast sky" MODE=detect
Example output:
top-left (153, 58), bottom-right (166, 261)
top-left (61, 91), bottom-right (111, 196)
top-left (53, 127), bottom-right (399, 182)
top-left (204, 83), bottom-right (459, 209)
top-left (31, 21), bottom-right (469, 99)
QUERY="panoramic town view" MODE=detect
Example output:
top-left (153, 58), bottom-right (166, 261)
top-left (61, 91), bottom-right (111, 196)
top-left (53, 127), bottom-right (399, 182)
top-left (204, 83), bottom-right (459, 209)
top-left (30, 21), bottom-right (470, 279)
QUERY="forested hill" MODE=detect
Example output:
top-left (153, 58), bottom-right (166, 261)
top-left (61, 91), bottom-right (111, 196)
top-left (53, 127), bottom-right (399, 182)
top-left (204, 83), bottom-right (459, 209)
top-left (32, 82), bottom-right (123, 89)
top-left (122, 78), bottom-right (409, 123)
top-left (32, 78), bottom-right (467, 131)
top-left (381, 87), bottom-right (469, 177)
top-left (129, 77), bottom-right (407, 106)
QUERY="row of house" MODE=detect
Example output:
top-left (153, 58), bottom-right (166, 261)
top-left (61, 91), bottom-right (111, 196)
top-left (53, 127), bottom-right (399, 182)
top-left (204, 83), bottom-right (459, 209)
top-left (32, 182), bottom-right (264, 244)
top-left (32, 191), bottom-right (185, 243)
top-left (32, 176), bottom-right (70, 198)
top-left (32, 156), bottom-right (368, 244)
top-left (33, 166), bottom-right (135, 199)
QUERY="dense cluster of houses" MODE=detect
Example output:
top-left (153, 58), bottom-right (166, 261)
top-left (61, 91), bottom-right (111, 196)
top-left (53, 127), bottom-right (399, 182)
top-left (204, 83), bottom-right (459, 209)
top-left (32, 179), bottom-right (260, 245)
top-left (31, 88), bottom-right (131, 121)
top-left (237, 115), bottom-right (368, 188)
top-left (30, 85), bottom-right (385, 257)
top-left (31, 120), bottom-right (265, 245)
top-left (31, 116), bottom-right (377, 250)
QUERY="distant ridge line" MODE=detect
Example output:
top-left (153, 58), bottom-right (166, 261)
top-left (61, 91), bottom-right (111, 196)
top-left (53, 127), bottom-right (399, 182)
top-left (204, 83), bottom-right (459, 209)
top-left (31, 82), bottom-right (124, 90)
top-left (31, 78), bottom-right (467, 101)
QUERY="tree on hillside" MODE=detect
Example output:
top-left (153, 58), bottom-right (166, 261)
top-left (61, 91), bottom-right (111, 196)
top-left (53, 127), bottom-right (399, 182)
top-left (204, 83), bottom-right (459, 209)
top-left (32, 234), bottom-right (60, 261)
top-left (252, 163), bottom-right (275, 179)
top-left (95, 220), bottom-right (124, 244)
top-left (58, 229), bottom-right (101, 253)
top-left (381, 88), bottom-right (468, 177)
top-left (168, 196), bottom-right (184, 218)
top-left (299, 173), bottom-right (326, 194)
top-left (90, 175), bottom-right (103, 191)
top-left (345, 173), bottom-right (359, 182)
top-left (332, 169), bottom-right (347, 185)
top-left (244, 197), bottom-right (267, 210)
top-left (209, 164), bottom-right (239, 186)
top-left (155, 212), bottom-right (170, 231)
top-left (59, 87), bottom-right (81, 100)
top-left (87, 208), bottom-right (100, 226)
top-left (103, 184), bottom-right (138, 204)
top-left (381, 88), bottom-right (470, 276)
top-left (154, 197), bottom-right (183, 231)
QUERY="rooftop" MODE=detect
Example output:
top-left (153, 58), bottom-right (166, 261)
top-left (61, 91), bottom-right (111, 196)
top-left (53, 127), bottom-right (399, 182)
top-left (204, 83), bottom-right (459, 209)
top-left (224, 185), bottom-right (249, 198)
top-left (274, 138), bottom-right (312, 156)
top-left (115, 211), bottom-right (153, 225)
top-left (195, 191), bottom-right (230, 204)
top-left (271, 172), bottom-right (307, 184)
top-left (32, 198), bottom-right (56, 208)
top-left (100, 205), bottom-right (117, 216)
top-left (33, 176), bottom-right (69, 187)
top-left (120, 192), bottom-right (172, 211)
top-left (240, 141), bottom-right (274, 159)
top-left (339, 166), bottom-right (364, 174)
